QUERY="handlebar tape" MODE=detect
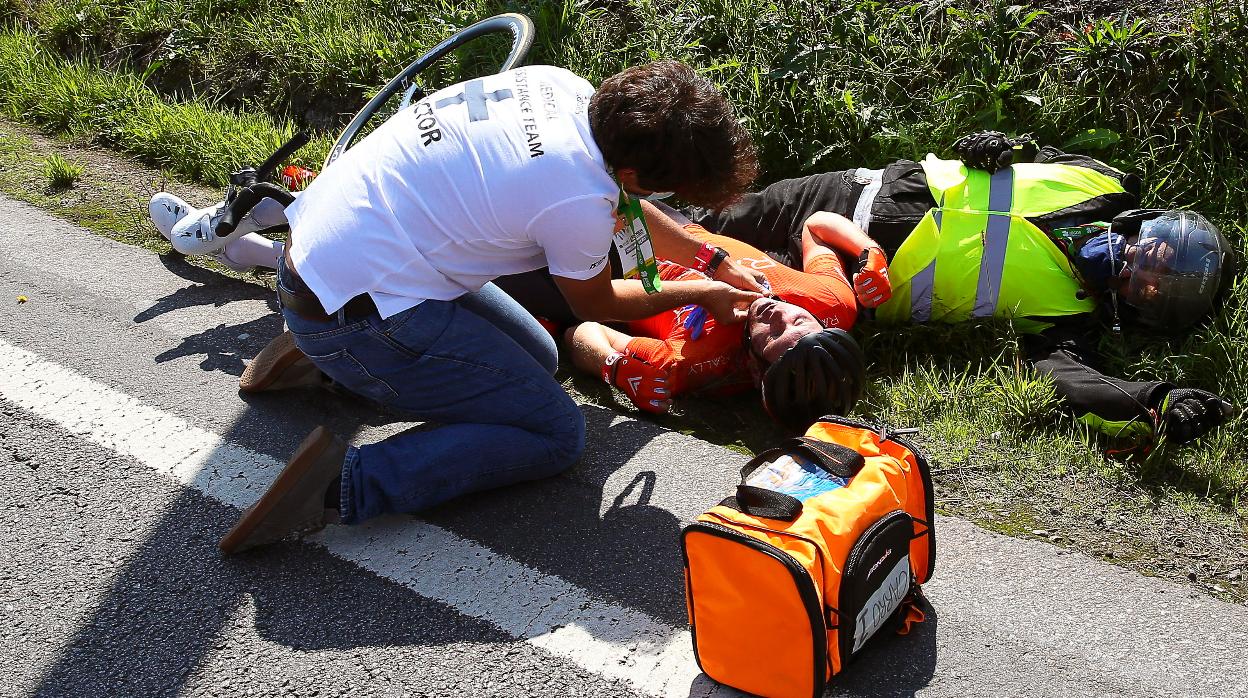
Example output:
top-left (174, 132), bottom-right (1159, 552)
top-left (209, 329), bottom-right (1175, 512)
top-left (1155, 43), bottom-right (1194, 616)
top-left (216, 182), bottom-right (296, 238)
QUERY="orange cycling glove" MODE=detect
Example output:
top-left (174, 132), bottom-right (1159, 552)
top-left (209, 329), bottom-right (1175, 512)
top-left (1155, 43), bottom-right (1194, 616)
top-left (854, 246), bottom-right (892, 308)
top-left (603, 352), bottom-right (672, 414)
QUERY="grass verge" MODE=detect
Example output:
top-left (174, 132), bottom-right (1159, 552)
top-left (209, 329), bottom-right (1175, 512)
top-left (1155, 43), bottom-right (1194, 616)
top-left (0, 30), bottom-right (328, 187)
top-left (0, 124), bottom-right (154, 247)
top-left (0, 119), bottom-right (245, 273)
top-left (3, 0), bottom-right (1245, 215)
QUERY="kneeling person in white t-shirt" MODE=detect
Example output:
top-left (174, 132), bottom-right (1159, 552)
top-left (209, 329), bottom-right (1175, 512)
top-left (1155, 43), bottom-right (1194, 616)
top-left (205, 61), bottom-right (764, 554)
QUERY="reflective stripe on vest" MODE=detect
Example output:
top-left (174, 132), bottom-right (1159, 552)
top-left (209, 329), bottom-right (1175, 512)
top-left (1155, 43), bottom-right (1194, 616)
top-left (910, 169), bottom-right (1013, 322)
top-left (972, 168), bottom-right (1015, 318)
top-left (911, 259), bottom-right (936, 322)
top-left (877, 157), bottom-right (1121, 327)
top-left (852, 168), bottom-right (885, 235)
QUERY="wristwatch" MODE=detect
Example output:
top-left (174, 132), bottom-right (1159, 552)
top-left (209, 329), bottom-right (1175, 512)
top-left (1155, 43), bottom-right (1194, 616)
top-left (707, 247), bottom-right (730, 276)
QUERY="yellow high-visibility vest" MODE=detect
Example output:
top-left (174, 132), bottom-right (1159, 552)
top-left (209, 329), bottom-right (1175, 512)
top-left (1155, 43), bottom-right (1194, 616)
top-left (876, 156), bottom-right (1128, 329)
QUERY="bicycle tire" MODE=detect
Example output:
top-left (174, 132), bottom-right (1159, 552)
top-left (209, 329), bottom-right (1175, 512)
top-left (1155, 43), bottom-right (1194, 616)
top-left (325, 12), bottom-right (535, 168)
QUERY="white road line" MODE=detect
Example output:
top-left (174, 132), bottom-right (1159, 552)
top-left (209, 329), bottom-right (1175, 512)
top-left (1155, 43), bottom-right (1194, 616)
top-left (0, 338), bottom-right (717, 697)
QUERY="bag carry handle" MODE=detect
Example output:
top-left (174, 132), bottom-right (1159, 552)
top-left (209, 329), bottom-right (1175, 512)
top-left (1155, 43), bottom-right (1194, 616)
top-left (739, 436), bottom-right (866, 482)
top-left (729, 485), bottom-right (804, 521)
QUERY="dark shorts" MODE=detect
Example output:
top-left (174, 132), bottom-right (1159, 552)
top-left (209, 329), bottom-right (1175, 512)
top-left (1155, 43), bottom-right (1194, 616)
top-left (690, 161), bottom-right (934, 267)
top-left (688, 170), bottom-right (863, 268)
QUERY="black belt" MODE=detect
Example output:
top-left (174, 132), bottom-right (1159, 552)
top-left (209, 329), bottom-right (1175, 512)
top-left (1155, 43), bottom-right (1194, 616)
top-left (280, 250), bottom-right (378, 323)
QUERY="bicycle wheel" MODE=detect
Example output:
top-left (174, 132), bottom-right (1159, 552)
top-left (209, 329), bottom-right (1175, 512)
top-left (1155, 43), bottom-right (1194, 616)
top-left (325, 12), bottom-right (535, 168)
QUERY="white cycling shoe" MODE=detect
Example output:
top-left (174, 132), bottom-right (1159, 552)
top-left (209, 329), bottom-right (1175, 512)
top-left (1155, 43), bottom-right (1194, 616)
top-left (173, 204), bottom-right (228, 256)
top-left (148, 192), bottom-right (190, 241)
top-left (147, 192), bottom-right (253, 272)
top-left (149, 191), bottom-right (227, 255)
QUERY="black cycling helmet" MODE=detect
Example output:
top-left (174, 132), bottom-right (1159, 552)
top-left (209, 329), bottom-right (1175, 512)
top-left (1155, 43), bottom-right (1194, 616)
top-left (760, 328), bottom-right (866, 434)
top-left (1111, 210), bottom-right (1235, 330)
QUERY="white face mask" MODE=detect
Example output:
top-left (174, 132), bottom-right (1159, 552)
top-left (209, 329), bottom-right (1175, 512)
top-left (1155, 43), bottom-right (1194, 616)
top-left (607, 165), bottom-right (674, 202)
top-left (638, 191), bottom-right (675, 202)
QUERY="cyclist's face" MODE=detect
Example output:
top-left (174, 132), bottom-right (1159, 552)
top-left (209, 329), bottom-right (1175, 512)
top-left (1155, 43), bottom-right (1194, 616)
top-left (1120, 235), bottom-right (1175, 305)
top-left (747, 297), bottom-right (821, 365)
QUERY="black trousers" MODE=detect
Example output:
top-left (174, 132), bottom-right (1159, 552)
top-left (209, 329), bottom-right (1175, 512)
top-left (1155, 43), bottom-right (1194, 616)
top-left (688, 169), bottom-right (863, 268)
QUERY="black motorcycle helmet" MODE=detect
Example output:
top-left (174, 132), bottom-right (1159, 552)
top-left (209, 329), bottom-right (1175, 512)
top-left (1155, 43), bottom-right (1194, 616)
top-left (760, 328), bottom-right (866, 434)
top-left (1110, 210), bottom-right (1236, 331)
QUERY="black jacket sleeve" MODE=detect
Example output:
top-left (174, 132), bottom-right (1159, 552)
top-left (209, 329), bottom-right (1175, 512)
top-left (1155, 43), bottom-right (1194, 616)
top-left (1024, 323), bottom-right (1172, 441)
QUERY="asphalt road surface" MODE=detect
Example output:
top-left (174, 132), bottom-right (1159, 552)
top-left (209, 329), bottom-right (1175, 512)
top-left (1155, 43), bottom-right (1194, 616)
top-left (2, 193), bottom-right (1247, 698)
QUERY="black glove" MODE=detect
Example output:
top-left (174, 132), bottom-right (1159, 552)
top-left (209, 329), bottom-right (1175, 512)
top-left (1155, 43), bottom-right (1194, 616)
top-left (1158, 388), bottom-right (1234, 444)
top-left (952, 131), bottom-right (1038, 173)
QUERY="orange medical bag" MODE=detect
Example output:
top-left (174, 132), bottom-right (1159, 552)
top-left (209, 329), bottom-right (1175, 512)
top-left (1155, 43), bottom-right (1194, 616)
top-left (681, 417), bottom-right (935, 697)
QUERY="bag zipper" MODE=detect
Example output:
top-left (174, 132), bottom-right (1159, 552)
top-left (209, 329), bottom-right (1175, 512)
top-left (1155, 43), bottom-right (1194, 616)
top-left (683, 521), bottom-right (828, 697)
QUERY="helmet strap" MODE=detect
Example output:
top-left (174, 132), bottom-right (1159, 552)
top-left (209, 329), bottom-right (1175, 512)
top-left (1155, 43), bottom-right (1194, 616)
top-left (1108, 291), bottom-right (1123, 336)
top-left (737, 324), bottom-right (761, 384)
top-left (1104, 229), bottom-right (1124, 337)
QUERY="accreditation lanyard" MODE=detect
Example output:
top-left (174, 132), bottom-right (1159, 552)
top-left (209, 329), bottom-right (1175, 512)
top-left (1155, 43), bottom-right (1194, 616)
top-left (612, 186), bottom-right (663, 294)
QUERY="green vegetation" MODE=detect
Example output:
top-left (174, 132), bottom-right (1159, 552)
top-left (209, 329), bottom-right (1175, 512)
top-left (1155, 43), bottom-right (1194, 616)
top-left (0, 30), bottom-right (328, 186)
top-left (0, 120), bottom-right (263, 277)
top-left (0, 0), bottom-right (1244, 594)
top-left (39, 152), bottom-right (82, 187)
top-left (1, 0), bottom-right (1243, 210)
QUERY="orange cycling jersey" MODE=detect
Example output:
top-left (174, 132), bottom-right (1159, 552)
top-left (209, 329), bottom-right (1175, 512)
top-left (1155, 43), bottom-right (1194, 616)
top-left (625, 226), bottom-right (856, 397)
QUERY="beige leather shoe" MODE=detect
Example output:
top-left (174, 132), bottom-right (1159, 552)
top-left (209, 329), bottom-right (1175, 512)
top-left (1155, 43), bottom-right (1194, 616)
top-left (239, 330), bottom-right (327, 393)
top-left (219, 426), bottom-right (347, 555)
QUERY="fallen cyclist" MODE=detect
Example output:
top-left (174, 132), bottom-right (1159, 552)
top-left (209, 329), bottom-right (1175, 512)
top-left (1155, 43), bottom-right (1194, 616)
top-left (689, 131), bottom-right (1238, 446)
top-left (562, 209), bottom-right (867, 432)
top-left (151, 192), bottom-right (869, 432)
top-left (153, 61), bottom-right (766, 554)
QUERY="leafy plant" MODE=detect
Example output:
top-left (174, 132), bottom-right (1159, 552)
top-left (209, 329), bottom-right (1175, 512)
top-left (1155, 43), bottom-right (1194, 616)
top-left (40, 152), bottom-right (83, 188)
top-left (1058, 16), bottom-right (1154, 91)
top-left (988, 363), bottom-right (1060, 423)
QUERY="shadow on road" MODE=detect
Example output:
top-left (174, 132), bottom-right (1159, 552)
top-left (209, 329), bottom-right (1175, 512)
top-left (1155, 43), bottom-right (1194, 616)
top-left (151, 315), bottom-right (286, 376)
top-left (422, 405), bottom-right (690, 626)
top-left (30, 487), bottom-right (513, 697)
top-left (831, 606), bottom-right (940, 697)
top-left (135, 254), bottom-right (283, 376)
top-left (137, 254), bottom-right (277, 323)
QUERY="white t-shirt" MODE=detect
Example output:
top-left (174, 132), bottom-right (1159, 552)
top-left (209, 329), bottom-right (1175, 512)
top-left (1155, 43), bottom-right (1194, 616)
top-left (287, 65), bottom-right (619, 318)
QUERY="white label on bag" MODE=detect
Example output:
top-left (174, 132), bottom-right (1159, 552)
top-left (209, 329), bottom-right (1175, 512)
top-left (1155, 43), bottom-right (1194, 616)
top-left (852, 554), bottom-right (912, 653)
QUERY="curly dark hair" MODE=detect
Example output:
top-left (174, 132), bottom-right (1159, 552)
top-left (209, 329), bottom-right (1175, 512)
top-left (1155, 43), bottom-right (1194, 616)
top-left (589, 60), bottom-right (758, 209)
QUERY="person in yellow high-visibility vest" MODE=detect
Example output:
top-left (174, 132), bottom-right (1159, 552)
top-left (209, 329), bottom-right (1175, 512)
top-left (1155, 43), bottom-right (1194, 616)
top-left (690, 131), bottom-right (1237, 445)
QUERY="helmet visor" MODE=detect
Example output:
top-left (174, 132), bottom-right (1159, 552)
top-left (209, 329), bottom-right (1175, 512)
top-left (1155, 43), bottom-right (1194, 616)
top-left (1122, 212), bottom-right (1230, 330)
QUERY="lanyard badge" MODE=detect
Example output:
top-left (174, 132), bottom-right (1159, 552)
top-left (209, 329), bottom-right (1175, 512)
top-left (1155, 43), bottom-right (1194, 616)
top-left (613, 186), bottom-right (663, 294)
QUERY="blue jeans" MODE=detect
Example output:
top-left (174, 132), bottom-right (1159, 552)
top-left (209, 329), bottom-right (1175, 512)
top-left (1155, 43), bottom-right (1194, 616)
top-left (277, 258), bottom-right (585, 524)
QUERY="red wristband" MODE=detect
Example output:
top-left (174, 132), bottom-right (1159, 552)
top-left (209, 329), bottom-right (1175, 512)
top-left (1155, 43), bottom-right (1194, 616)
top-left (692, 242), bottom-right (717, 274)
